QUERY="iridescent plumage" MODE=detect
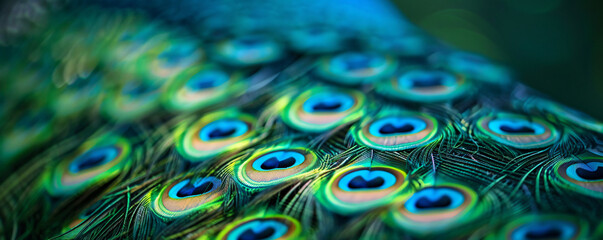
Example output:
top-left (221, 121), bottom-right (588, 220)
top-left (0, 0), bottom-right (601, 239)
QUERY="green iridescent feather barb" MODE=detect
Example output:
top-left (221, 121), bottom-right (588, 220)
top-left (0, 0), bottom-right (601, 239)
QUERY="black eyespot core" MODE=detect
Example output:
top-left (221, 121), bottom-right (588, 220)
top-left (260, 157), bottom-right (296, 170)
top-left (499, 125), bottom-right (535, 134)
top-left (208, 127), bottom-right (237, 139)
top-left (379, 123), bottom-right (414, 135)
top-left (312, 102), bottom-right (342, 112)
top-left (238, 226), bottom-right (275, 240)
top-left (415, 195), bottom-right (452, 209)
top-left (76, 154), bottom-right (108, 172)
top-left (344, 57), bottom-right (370, 71)
top-left (576, 166), bottom-right (603, 180)
top-left (411, 75), bottom-right (443, 88)
top-left (189, 79), bottom-right (215, 91)
top-left (238, 37), bottom-right (263, 46)
top-left (525, 227), bottom-right (562, 239)
top-left (348, 176), bottom-right (385, 189)
top-left (176, 182), bottom-right (214, 198)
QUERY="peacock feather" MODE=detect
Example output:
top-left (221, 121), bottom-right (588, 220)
top-left (0, 0), bottom-right (601, 239)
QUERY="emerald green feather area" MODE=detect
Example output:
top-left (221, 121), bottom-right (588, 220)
top-left (0, 1), bottom-right (601, 239)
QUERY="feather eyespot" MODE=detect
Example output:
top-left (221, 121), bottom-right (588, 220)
top-left (46, 135), bottom-right (132, 196)
top-left (175, 109), bottom-right (257, 162)
top-left (151, 176), bottom-right (225, 219)
top-left (384, 183), bottom-right (479, 235)
top-left (142, 38), bottom-right (203, 79)
top-left (280, 87), bottom-right (366, 132)
top-left (108, 23), bottom-right (168, 64)
top-left (212, 35), bottom-right (284, 66)
top-left (376, 67), bottom-right (469, 102)
top-left (554, 156), bottom-right (603, 198)
top-left (52, 71), bottom-right (103, 117)
top-left (163, 64), bottom-right (245, 112)
top-left (316, 165), bottom-right (407, 214)
top-left (351, 110), bottom-right (439, 151)
top-left (68, 146), bottom-right (120, 173)
top-left (315, 52), bottom-right (397, 85)
top-left (102, 76), bottom-right (163, 121)
top-left (287, 26), bottom-right (342, 53)
top-left (494, 215), bottom-right (587, 240)
top-left (235, 146), bottom-right (319, 190)
top-left (168, 177), bottom-right (222, 199)
top-left (405, 187), bottom-right (465, 212)
top-left (565, 162), bottom-right (602, 181)
top-left (476, 113), bottom-right (559, 149)
top-left (216, 215), bottom-right (302, 240)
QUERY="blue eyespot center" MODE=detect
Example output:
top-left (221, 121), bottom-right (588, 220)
top-left (302, 92), bottom-right (354, 113)
top-left (331, 53), bottom-right (383, 72)
top-left (411, 75), bottom-right (444, 88)
top-left (313, 102), bottom-right (341, 111)
top-left (404, 187), bottom-right (465, 213)
top-left (209, 127), bottom-right (236, 139)
top-left (168, 177), bottom-right (221, 199)
top-left (230, 220), bottom-right (288, 240)
top-left (398, 70), bottom-right (456, 90)
top-left (415, 195), bottom-right (452, 209)
top-left (159, 44), bottom-right (196, 66)
top-left (177, 181), bottom-right (214, 198)
top-left (121, 82), bottom-right (158, 96)
top-left (348, 175), bottom-right (384, 189)
top-left (488, 119), bottom-right (546, 135)
top-left (344, 55), bottom-right (371, 71)
top-left (369, 117), bottom-right (427, 137)
top-left (500, 125), bottom-right (534, 134)
top-left (379, 123), bottom-right (413, 134)
top-left (566, 161), bottom-right (603, 181)
top-left (239, 226), bottom-right (274, 240)
top-left (339, 169), bottom-right (396, 191)
top-left (511, 221), bottom-right (576, 240)
top-left (260, 157), bottom-right (295, 170)
top-left (252, 151), bottom-right (306, 172)
top-left (69, 146), bottom-right (119, 173)
top-left (186, 70), bottom-right (229, 91)
top-left (200, 119), bottom-right (249, 141)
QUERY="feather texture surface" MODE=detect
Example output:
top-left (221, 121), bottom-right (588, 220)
top-left (0, 0), bottom-right (602, 239)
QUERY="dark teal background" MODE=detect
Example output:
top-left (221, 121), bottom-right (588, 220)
top-left (394, 0), bottom-right (603, 119)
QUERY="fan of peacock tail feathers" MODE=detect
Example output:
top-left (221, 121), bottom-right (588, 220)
top-left (0, 0), bottom-right (601, 239)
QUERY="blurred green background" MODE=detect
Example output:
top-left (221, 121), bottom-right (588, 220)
top-left (393, 0), bottom-right (603, 119)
